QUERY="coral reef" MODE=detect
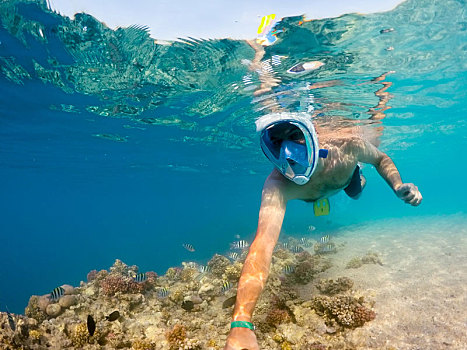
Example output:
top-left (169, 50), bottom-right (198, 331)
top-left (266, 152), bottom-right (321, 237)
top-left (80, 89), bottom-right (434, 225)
top-left (316, 277), bottom-right (354, 295)
top-left (207, 254), bottom-right (231, 278)
top-left (100, 275), bottom-right (147, 296)
top-left (310, 295), bottom-right (376, 328)
top-left (1, 240), bottom-right (379, 350)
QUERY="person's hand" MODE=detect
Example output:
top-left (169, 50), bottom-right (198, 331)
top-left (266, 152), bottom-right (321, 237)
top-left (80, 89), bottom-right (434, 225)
top-left (395, 183), bottom-right (422, 206)
top-left (224, 327), bottom-right (259, 350)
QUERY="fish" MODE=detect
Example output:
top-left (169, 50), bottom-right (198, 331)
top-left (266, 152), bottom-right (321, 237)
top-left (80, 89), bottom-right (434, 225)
top-left (282, 265), bottom-right (295, 275)
top-left (228, 252), bottom-right (239, 260)
top-left (133, 273), bottom-right (147, 283)
top-left (5, 307), bottom-right (15, 332)
top-left (198, 265), bottom-right (211, 274)
top-left (320, 235), bottom-right (330, 244)
top-left (157, 287), bottom-right (169, 298)
top-left (105, 311), bottom-right (120, 322)
top-left (230, 240), bottom-right (249, 250)
top-left (320, 243), bottom-right (336, 253)
top-left (182, 243), bottom-right (195, 252)
top-left (380, 28), bottom-right (395, 34)
top-left (221, 281), bottom-right (232, 293)
top-left (87, 315), bottom-right (96, 336)
top-left (181, 300), bottom-right (194, 311)
top-left (291, 246), bottom-right (303, 253)
top-left (281, 242), bottom-right (289, 249)
top-left (234, 234), bottom-right (241, 239)
top-left (50, 286), bottom-right (65, 301)
top-left (222, 295), bottom-right (237, 309)
top-left (308, 225), bottom-right (316, 232)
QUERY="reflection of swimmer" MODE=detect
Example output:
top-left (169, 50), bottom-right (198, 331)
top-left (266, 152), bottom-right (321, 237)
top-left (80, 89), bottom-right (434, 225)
top-left (287, 61), bottom-right (324, 74)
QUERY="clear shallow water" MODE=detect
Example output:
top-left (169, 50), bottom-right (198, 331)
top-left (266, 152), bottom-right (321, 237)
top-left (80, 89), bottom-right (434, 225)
top-left (0, 0), bottom-right (466, 314)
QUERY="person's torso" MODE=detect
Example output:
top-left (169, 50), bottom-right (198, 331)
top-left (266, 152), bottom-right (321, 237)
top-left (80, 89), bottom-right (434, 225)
top-left (282, 136), bottom-right (361, 202)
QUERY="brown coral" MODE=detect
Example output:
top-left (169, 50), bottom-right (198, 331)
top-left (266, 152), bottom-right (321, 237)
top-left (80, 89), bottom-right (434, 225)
top-left (166, 324), bottom-right (187, 348)
top-left (316, 277), bottom-right (354, 295)
top-left (100, 275), bottom-right (145, 296)
top-left (207, 254), bottom-right (231, 278)
top-left (265, 308), bottom-right (291, 328)
top-left (311, 295), bottom-right (376, 328)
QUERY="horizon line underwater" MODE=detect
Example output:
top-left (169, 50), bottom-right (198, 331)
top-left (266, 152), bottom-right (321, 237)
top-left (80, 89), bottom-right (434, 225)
top-left (0, 0), bottom-right (466, 349)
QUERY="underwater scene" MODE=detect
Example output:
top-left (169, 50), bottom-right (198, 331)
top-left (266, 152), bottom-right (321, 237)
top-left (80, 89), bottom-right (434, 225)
top-left (0, 0), bottom-right (466, 348)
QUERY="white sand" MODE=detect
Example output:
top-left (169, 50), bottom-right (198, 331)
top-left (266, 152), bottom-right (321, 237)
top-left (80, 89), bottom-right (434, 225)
top-left (318, 214), bottom-right (467, 349)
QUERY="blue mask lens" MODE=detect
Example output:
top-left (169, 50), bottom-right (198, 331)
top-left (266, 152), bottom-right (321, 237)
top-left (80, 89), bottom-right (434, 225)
top-left (279, 140), bottom-right (309, 172)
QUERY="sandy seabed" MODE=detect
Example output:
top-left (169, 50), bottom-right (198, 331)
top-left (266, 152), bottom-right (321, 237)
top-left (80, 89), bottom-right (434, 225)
top-left (323, 214), bottom-right (467, 350)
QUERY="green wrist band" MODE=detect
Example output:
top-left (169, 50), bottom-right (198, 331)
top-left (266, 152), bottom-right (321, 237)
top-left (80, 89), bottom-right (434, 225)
top-left (231, 321), bottom-right (255, 331)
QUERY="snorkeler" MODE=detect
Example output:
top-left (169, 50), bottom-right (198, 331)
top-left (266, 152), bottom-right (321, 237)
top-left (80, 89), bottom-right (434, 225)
top-left (224, 33), bottom-right (422, 350)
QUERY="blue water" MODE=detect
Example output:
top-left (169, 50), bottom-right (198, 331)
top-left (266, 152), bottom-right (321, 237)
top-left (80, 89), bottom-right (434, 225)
top-left (0, 0), bottom-right (466, 314)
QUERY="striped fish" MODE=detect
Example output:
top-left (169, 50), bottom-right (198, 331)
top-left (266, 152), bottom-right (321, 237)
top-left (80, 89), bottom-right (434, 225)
top-left (133, 273), bottom-right (147, 283)
top-left (198, 265), bottom-right (211, 274)
top-left (320, 243), bottom-right (336, 253)
top-left (228, 252), bottom-right (239, 260)
top-left (230, 240), bottom-right (249, 250)
top-left (221, 281), bottom-right (232, 293)
top-left (281, 242), bottom-right (289, 249)
top-left (299, 237), bottom-right (307, 244)
top-left (182, 243), bottom-right (195, 252)
top-left (291, 246), bottom-right (304, 253)
top-left (282, 265), bottom-right (295, 275)
top-left (320, 235), bottom-right (330, 243)
top-left (157, 287), bottom-right (169, 298)
top-left (50, 286), bottom-right (65, 301)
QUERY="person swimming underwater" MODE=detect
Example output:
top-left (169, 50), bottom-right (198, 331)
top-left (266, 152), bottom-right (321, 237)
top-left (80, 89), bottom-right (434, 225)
top-left (224, 34), bottom-right (422, 349)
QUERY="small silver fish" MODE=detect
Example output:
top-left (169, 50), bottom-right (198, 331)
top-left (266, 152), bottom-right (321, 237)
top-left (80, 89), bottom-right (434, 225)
top-left (281, 242), bottom-right (289, 249)
top-left (308, 225), bottom-right (316, 232)
top-left (320, 235), bottom-right (330, 243)
top-left (50, 286), bottom-right (65, 301)
top-left (234, 234), bottom-right (241, 239)
top-left (182, 243), bottom-right (195, 252)
top-left (157, 287), bottom-right (169, 298)
top-left (221, 281), bottom-right (232, 293)
top-left (133, 273), bottom-right (147, 283)
top-left (299, 237), bottom-right (307, 244)
top-left (228, 252), bottom-right (239, 260)
top-left (230, 240), bottom-right (249, 250)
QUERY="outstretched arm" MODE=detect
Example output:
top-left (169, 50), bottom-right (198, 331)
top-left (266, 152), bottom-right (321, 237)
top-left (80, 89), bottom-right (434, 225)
top-left (224, 175), bottom-right (288, 350)
top-left (355, 139), bottom-right (422, 206)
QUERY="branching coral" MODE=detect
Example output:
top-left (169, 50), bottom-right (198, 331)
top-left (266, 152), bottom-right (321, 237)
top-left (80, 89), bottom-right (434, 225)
top-left (100, 275), bottom-right (145, 296)
top-left (265, 308), bottom-right (291, 328)
top-left (316, 277), bottom-right (354, 295)
top-left (70, 323), bottom-right (90, 347)
top-left (166, 324), bottom-right (187, 348)
top-left (165, 324), bottom-right (201, 350)
top-left (132, 339), bottom-right (156, 350)
top-left (311, 295), bottom-right (376, 328)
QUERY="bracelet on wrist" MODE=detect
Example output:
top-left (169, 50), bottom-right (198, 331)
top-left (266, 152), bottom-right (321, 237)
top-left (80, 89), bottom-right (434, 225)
top-left (231, 321), bottom-right (255, 331)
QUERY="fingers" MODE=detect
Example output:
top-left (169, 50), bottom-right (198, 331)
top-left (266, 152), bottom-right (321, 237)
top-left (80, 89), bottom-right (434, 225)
top-left (397, 183), bottom-right (422, 206)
